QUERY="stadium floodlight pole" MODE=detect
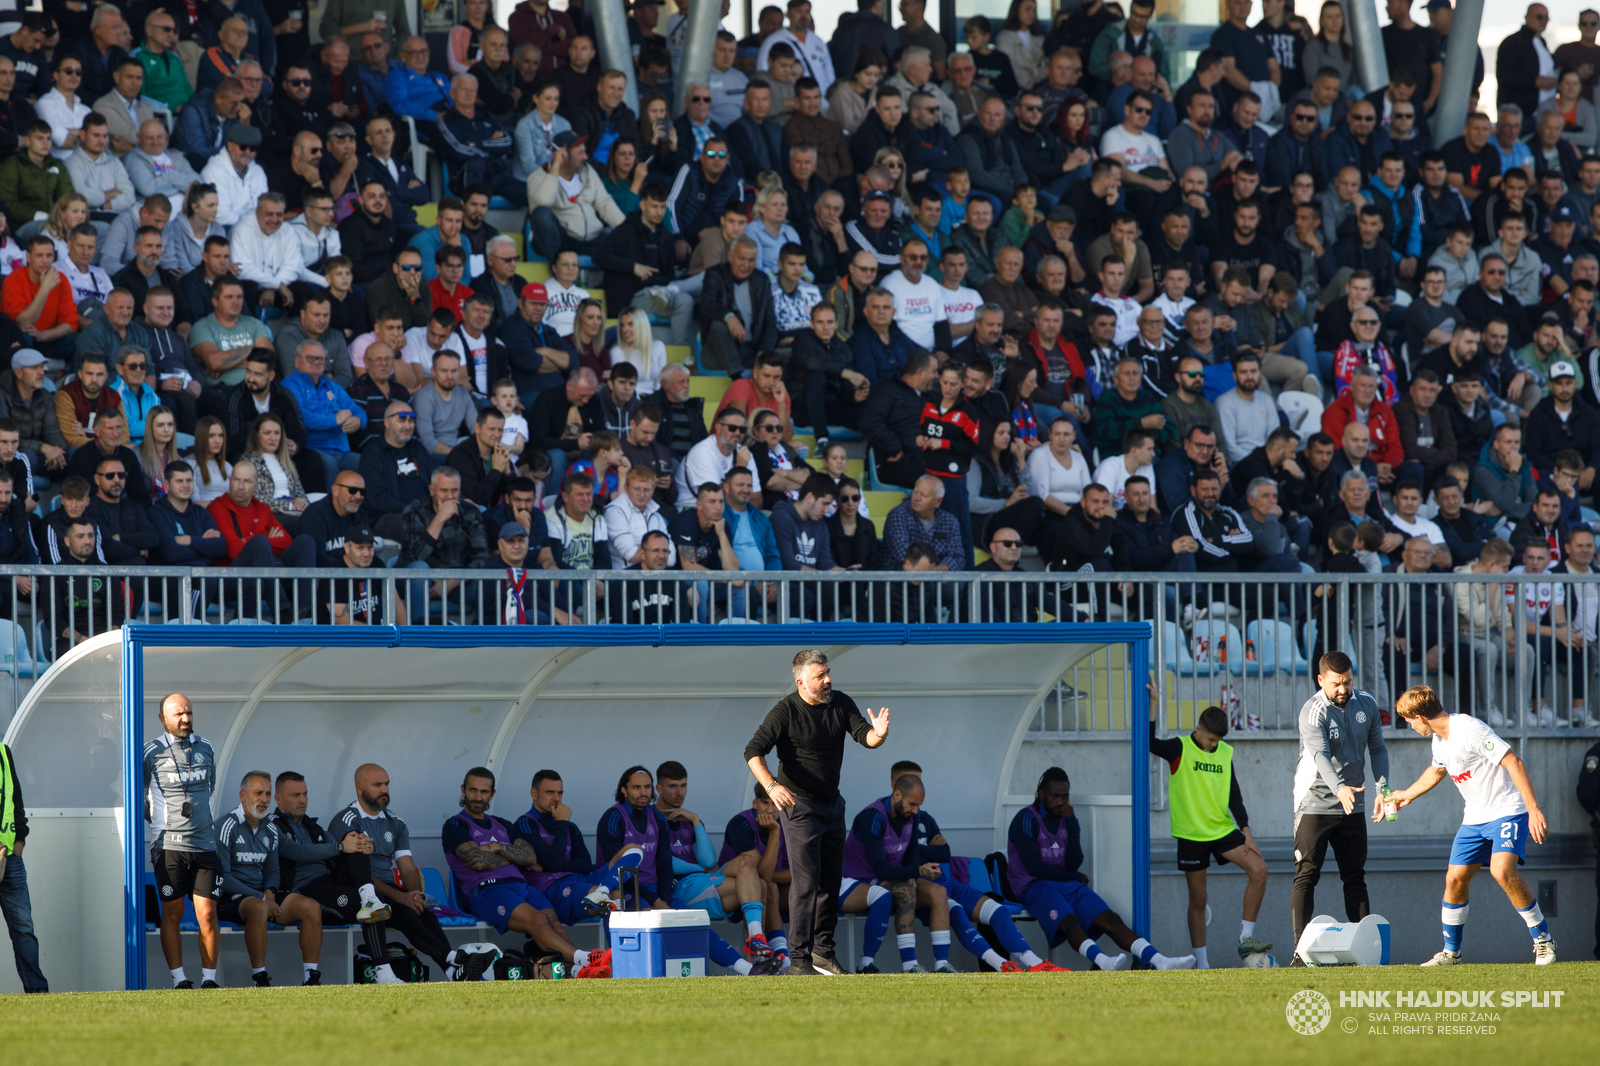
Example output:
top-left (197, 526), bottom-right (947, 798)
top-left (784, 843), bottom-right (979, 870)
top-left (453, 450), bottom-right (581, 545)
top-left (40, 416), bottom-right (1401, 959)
top-left (1346, 0), bottom-right (1391, 95)
top-left (1432, 0), bottom-right (1486, 163)
top-left (1130, 631), bottom-right (1151, 937)
top-left (122, 626), bottom-right (145, 991)
top-left (590, 0), bottom-right (640, 116)
top-left (674, 0), bottom-right (724, 118)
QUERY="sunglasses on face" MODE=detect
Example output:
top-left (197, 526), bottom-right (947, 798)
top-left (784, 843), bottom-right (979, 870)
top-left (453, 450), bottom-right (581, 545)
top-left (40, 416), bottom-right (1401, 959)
top-left (388, 412), bottom-right (416, 420)
top-left (840, 493), bottom-right (861, 502)
top-left (704, 150), bottom-right (727, 158)
top-left (1180, 370), bottom-right (1204, 378)
top-left (60, 67), bottom-right (81, 76)
top-left (1129, 105), bottom-right (1151, 114)
top-left (336, 484), bottom-right (367, 494)
top-left (286, 78), bottom-right (312, 87)
top-left (122, 361), bottom-right (146, 370)
top-left (399, 263), bottom-right (422, 271)
top-left (690, 95), bottom-right (710, 102)
top-left (721, 423), bottom-right (746, 434)
top-left (1018, 103), bottom-right (1041, 112)
top-left (99, 471), bottom-right (127, 480)
top-left (993, 539), bottom-right (1022, 548)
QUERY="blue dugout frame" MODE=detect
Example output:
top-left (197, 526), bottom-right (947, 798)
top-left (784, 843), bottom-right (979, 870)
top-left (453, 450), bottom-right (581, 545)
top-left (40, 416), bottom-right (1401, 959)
top-left (121, 621), bottom-right (1152, 989)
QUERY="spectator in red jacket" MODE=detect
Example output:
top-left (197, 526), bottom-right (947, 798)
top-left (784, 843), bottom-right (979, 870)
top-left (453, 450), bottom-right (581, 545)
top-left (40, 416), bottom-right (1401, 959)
top-left (206, 459), bottom-right (317, 616)
top-left (1320, 364), bottom-right (1423, 488)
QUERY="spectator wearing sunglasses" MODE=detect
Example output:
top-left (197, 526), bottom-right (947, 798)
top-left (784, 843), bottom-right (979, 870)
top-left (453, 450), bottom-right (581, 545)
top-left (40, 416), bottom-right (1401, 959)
top-left (359, 399), bottom-right (436, 532)
top-left (300, 470), bottom-right (376, 566)
top-left (267, 65), bottom-right (331, 157)
top-left (35, 54), bottom-right (91, 161)
top-left (84, 452), bottom-right (159, 563)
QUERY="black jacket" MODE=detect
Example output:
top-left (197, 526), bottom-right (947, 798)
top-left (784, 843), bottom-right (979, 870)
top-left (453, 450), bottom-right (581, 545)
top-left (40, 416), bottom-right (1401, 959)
top-left (354, 154), bottom-right (431, 228)
top-left (1056, 504), bottom-right (1115, 570)
top-left (338, 209), bottom-right (400, 283)
top-left (859, 376), bottom-right (929, 465)
top-left (1496, 26), bottom-right (1546, 118)
top-left (1456, 284), bottom-right (1531, 348)
top-left (225, 382), bottom-right (309, 458)
top-left (665, 160), bottom-right (741, 238)
top-left (699, 262), bottom-right (778, 351)
top-left (84, 494), bottom-right (159, 563)
top-left (175, 267), bottom-right (259, 328)
top-left (1112, 508), bottom-right (1176, 570)
top-left (66, 443), bottom-right (150, 505)
top-left (789, 330), bottom-right (854, 384)
top-left (1438, 507), bottom-right (1493, 566)
top-left (849, 108), bottom-right (922, 176)
top-left (957, 120), bottom-right (1029, 202)
top-left (1004, 118), bottom-right (1069, 188)
top-left (1523, 396), bottom-right (1600, 473)
top-left (446, 438), bottom-right (509, 508)
top-left (1264, 127), bottom-right (1325, 191)
top-left (358, 437), bottom-right (435, 516)
top-left (525, 385), bottom-right (602, 453)
top-left (569, 98), bottom-right (640, 158)
top-left (594, 212), bottom-right (678, 314)
top-left (297, 495), bottom-right (372, 566)
top-left (726, 113), bottom-right (783, 179)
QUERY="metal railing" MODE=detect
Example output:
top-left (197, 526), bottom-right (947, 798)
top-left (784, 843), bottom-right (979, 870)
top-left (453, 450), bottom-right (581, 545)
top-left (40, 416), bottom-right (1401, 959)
top-left (1, 566), bottom-right (1597, 742)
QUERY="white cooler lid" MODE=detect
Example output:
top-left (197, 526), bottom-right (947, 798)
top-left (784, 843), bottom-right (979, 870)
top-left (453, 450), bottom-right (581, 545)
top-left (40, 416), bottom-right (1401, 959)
top-left (609, 909), bottom-right (711, 930)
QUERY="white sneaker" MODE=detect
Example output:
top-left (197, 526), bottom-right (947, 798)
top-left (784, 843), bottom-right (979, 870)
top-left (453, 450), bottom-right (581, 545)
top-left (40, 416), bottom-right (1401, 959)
top-left (1534, 936), bottom-right (1557, 965)
top-left (1157, 953), bottom-right (1197, 970)
top-left (1181, 604), bottom-right (1197, 629)
top-left (1571, 710), bottom-right (1600, 728)
top-left (1420, 950), bottom-right (1460, 966)
top-left (582, 884), bottom-right (616, 916)
top-left (1488, 707), bottom-right (1507, 729)
top-left (372, 963), bottom-right (405, 984)
top-left (357, 898), bottom-right (390, 924)
top-left (1537, 705), bottom-right (1556, 728)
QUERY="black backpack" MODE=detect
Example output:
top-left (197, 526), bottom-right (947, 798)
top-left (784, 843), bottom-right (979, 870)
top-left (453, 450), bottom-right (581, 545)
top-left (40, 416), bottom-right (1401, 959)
top-left (354, 940), bottom-right (430, 983)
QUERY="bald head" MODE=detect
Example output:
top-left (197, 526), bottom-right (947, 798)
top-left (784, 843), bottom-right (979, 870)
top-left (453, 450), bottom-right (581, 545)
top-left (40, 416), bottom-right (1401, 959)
top-left (159, 693), bottom-right (193, 737)
top-left (355, 763), bottom-right (391, 812)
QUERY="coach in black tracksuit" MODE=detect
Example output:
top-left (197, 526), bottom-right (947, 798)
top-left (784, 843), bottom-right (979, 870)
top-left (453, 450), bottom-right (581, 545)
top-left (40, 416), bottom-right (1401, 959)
top-left (745, 650), bottom-right (889, 976)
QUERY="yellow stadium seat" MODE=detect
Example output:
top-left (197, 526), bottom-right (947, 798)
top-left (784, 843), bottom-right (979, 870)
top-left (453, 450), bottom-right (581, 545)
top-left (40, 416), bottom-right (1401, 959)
top-left (792, 433), bottom-right (816, 457)
top-left (974, 549), bottom-right (992, 566)
top-left (864, 490), bottom-right (905, 518)
top-left (516, 261), bottom-right (551, 283)
top-left (509, 231), bottom-right (524, 257)
top-left (665, 345), bottom-right (691, 364)
top-left (414, 203), bottom-right (438, 228)
top-left (845, 459), bottom-right (865, 478)
top-left (688, 376), bottom-right (731, 407)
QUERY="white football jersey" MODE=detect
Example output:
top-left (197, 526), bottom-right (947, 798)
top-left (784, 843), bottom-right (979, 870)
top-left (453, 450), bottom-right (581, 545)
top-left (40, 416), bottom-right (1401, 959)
top-left (1429, 713), bottom-right (1525, 825)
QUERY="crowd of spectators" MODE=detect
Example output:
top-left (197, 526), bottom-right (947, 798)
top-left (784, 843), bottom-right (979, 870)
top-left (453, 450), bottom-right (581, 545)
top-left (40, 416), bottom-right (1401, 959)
top-left (0, 0), bottom-right (1599, 710)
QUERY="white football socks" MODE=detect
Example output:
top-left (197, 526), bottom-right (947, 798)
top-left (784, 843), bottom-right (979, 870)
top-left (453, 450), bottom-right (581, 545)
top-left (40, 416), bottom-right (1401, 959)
top-left (1193, 945), bottom-right (1209, 969)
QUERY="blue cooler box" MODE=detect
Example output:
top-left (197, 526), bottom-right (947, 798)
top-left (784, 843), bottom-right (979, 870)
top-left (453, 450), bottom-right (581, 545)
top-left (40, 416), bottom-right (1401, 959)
top-left (609, 910), bottom-right (710, 978)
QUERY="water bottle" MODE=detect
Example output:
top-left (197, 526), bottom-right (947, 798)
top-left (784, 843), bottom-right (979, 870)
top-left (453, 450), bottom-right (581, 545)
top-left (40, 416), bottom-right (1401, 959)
top-left (1217, 636), bottom-right (1228, 663)
top-left (1380, 782), bottom-right (1398, 822)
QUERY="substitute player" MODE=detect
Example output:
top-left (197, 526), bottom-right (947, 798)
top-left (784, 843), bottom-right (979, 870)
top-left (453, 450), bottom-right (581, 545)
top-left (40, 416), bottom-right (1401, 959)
top-left (653, 760), bottom-right (783, 972)
top-left (1387, 686), bottom-right (1556, 965)
top-left (143, 693), bottom-right (223, 989)
top-left (890, 762), bottom-right (1064, 973)
top-left (1150, 690), bottom-right (1271, 968)
top-left (1009, 768), bottom-right (1194, 970)
top-left (1290, 651), bottom-right (1389, 963)
top-left (512, 770), bottom-right (648, 924)
top-left (841, 774), bottom-right (955, 972)
top-left (444, 768), bottom-right (611, 978)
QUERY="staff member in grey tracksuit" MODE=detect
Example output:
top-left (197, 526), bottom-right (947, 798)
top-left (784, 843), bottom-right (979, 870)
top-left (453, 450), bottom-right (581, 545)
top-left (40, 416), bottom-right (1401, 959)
top-left (1290, 649), bottom-right (1390, 963)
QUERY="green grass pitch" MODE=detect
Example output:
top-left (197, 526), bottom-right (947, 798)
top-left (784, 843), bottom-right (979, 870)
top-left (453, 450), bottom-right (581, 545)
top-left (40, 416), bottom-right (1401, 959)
top-left (6, 966), bottom-right (1595, 1065)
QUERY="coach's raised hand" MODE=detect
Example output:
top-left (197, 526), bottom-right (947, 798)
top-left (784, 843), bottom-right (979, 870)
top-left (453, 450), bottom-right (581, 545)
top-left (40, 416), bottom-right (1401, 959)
top-left (869, 706), bottom-right (890, 739)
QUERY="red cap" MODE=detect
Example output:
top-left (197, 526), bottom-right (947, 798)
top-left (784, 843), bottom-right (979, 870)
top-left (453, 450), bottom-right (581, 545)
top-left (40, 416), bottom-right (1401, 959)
top-left (521, 282), bottom-right (548, 302)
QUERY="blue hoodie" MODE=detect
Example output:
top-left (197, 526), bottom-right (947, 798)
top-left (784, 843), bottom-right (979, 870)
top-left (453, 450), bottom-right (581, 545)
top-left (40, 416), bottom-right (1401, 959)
top-left (1364, 174), bottom-right (1420, 260)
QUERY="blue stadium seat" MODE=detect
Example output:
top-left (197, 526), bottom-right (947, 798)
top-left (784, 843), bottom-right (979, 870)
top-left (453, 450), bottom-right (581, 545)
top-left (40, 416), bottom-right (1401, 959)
top-left (1248, 619), bottom-right (1309, 675)
top-left (0, 620), bottom-right (39, 677)
top-left (1159, 620), bottom-right (1194, 674)
top-left (423, 867), bottom-right (478, 927)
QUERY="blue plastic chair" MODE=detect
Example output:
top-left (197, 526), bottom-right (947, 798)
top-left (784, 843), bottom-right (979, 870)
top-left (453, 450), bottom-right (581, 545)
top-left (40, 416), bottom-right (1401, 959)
top-left (1160, 620), bottom-right (1195, 674)
top-left (0, 620), bottom-right (38, 677)
top-left (1248, 619), bottom-right (1309, 675)
top-left (423, 867), bottom-right (478, 927)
